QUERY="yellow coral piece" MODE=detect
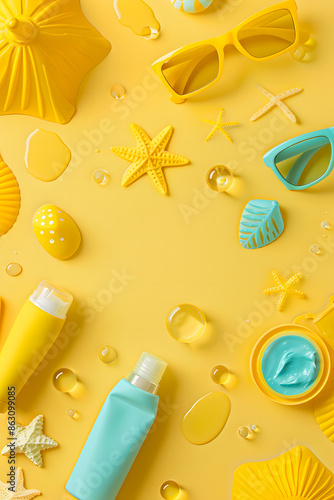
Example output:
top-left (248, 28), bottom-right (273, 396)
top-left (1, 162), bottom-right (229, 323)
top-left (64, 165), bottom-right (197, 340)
top-left (250, 83), bottom-right (303, 123)
top-left (0, 0), bottom-right (111, 124)
top-left (111, 123), bottom-right (190, 195)
top-left (0, 468), bottom-right (41, 500)
top-left (203, 108), bottom-right (239, 143)
top-left (2, 415), bottom-right (58, 467)
top-left (263, 270), bottom-right (305, 312)
top-left (232, 445), bottom-right (334, 499)
top-left (0, 154), bottom-right (20, 236)
top-left (314, 372), bottom-right (334, 443)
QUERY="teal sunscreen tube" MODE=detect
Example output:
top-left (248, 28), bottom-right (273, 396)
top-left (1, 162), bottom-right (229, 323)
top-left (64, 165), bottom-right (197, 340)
top-left (66, 352), bottom-right (167, 500)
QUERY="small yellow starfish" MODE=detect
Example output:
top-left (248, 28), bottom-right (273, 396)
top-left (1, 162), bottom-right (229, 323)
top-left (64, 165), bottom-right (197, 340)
top-left (2, 415), bottom-right (58, 467)
top-left (263, 270), bottom-right (305, 312)
top-left (0, 467), bottom-right (41, 499)
top-left (250, 83), bottom-right (303, 123)
top-left (203, 108), bottom-right (239, 143)
top-left (111, 123), bottom-right (189, 195)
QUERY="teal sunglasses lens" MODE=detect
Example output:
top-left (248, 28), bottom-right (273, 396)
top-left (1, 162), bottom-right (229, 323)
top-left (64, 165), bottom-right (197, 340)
top-left (274, 136), bottom-right (332, 186)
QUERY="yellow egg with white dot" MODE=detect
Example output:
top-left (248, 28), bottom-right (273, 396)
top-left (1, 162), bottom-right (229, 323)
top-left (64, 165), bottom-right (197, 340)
top-left (171, 0), bottom-right (213, 13)
top-left (32, 204), bottom-right (81, 260)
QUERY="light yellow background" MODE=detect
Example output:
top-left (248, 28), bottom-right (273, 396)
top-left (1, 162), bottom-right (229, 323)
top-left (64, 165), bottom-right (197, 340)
top-left (1, 0), bottom-right (334, 498)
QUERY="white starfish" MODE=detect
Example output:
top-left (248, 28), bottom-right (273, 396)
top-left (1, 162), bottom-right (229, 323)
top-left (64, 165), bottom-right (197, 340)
top-left (250, 83), bottom-right (303, 123)
top-left (2, 415), bottom-right (58, 467)
top-left (0, 467), bottom-right (41, 499)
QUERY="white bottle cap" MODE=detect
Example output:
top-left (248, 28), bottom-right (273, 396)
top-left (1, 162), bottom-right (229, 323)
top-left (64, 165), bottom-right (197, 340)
top-left (133, 352), bottom-right (167, 386)
top-left (29, 280), bottom-right (73, 319)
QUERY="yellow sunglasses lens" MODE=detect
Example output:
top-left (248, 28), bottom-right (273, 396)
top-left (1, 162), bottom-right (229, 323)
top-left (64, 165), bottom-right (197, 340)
top-left (238, 9), bottom-right (296, 58)
top-left (274, 137), bottom-right (332, 187)
top-left (161, 44), bottom-right (219, 96)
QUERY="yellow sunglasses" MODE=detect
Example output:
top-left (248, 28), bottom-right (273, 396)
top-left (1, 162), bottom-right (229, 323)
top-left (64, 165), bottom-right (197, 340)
top-left (152, 0), bottom-right (299, 103)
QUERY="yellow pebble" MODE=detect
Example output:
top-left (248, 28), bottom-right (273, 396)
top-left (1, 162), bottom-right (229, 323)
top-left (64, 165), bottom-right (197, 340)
top-left (32, 204), bottom-right (81, 260)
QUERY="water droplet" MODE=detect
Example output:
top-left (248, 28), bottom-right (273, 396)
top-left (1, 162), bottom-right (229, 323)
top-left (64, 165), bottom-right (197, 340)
top-left (98, 346), bottom-right (117, 364)
top-left (95, 149), bottom-right (101, 154)
top-left (143, 27), bottom-right (160, 40)
top-left (321, 221), bottom-right (330, 229)
top-left (206, 165), bottom-right (234, 192)
top-left (211, 365), bottom-right (230, 385)
top-left (13, 251), bottom-right (18, 255)
top-left (181, 392), bottom-right (231, 445)
top-left (310, 244), bottom-right (320, 254)
top-left (53, 368), bottom-right (77, 393)
top-left (67, 408), bottom-right (77, 418)
top-left (160, 480), bottom-right (181, 500)
top-left (249, 424), bottom-right (258, 432)
top-left (166, 304), bottom-right (206, 343)
top-left (238, 426), bottom-right (250, 439)
top-left (110, 84), bottom-right (126, 100)
top-left (245, 319), bottom-right (251, 324)
top-left (290, 46), bottom-right (305, 61)
top-left (6, 262), bottom-right (22, 276)
top-left (93, 170), bottom-right (110, 186)
top-left (323, 234), bottom-right (328, 238)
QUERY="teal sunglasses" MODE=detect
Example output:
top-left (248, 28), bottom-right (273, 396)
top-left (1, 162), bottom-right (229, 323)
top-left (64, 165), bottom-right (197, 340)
top-left (263, 127), bottom-right (334, 190)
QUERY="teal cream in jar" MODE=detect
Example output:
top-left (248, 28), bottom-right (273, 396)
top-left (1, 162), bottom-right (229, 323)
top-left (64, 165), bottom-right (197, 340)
top-left (262, 335), bottom-right (320, 396)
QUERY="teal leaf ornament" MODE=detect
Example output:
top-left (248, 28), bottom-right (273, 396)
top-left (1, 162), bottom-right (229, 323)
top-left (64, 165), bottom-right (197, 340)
top-left (239, 199), bottom-right (284, 249)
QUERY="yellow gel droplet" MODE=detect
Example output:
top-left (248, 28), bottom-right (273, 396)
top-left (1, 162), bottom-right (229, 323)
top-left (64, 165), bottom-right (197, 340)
top-left (110, 84), bottom-right (126, 100)
top-left (239, 426), bottom-right (250, 439)
top-left (166, 304), bottom-right (206, 343)
top-left (93, 170), bottom-right (110, 186)
top-left (6, 262), bottom-right (22, 276)
top-left (53, 368), bottom-right (77, 392)
top-left (98, 346), bottom-right (117, 364)
top-left (25, 129), bottom-right (71, 182)
top-left (114, 0), bottom-right (160, 38)
top-left (67, 408), bottom-right (77, 418)
top-left (206, 165), bottom-right (234, 192)
top-left (160, 480), bottom-right (181, 500)
top-left (181, 392), bottom-right (231, 445)
top-left (211, 365), bottom-right (230, 385)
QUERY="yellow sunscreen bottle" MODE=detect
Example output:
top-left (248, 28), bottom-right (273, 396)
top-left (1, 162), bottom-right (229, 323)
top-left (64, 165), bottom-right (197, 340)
top-left (0, 281), bottom-right (73, 413)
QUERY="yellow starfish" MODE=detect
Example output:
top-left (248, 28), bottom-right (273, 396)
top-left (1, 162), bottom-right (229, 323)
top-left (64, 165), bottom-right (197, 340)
top-left (263, 270), bottom-right (305, 312)
top-left (2, 415), bottom-right (58, 467)
top-left (203, 108), bottom-right (239, 143)
top-left (0, 467), bottom-right (41, 499)
top-left (111, 123), bottom-right (189, 195)
top-left (250, 83), bottom-right (303, 123)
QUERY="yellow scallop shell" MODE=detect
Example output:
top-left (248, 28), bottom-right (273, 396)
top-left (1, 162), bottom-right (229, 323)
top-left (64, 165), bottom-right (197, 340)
top-left (0, 155), bottom-right (20, 236)
top-left (314, 371), bottom-right (334, 442)
top-left (232, 445), bottom-right (334, 499)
